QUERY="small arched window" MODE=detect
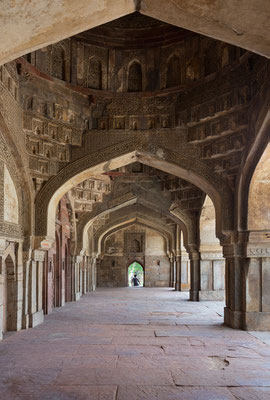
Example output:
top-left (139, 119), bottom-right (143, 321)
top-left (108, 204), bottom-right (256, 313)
top-left (166, 55), bottom-right (181, 88)
top-left (128, 61), bottom-right (142, 92)
top-left (87, 57), bottom-right (102, 90)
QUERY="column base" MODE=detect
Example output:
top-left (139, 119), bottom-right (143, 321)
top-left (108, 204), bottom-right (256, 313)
top-left (189, 289), bottom-right (199, 301)
top-left (199, 290), bottom-right (225, 301)
top-left (224, 307), bottom-right (243, 329)
top-left (180, 283), bottom-right (190, 292)
top-left (75, 292), bottom-right (81, 301)
top-left (29, 310), bottom-right (44, 328)
top-left (22, 314), bottom-right (30, 329)
top-left (243, 311), bottom-right (270, 331)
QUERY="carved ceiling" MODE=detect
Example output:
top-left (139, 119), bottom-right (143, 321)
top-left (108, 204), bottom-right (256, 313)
top-left (1, 10), bottom-right (266, 241)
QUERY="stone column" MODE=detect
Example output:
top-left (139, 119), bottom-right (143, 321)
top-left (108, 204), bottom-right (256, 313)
top-left (0, 239), bottom-right (6, 339)
top-left (223, 240), bottom-right (244, 329)
top-left (22, 248), bottom-right (31, 329)
top-left (29, 250), bottom-right (45, 328)
top-left (175, 255), bottom-right (181, 291)
top-left (169, 253), bottom-right (175, 287)
top-left (74, 256), bottom-right (82, 301)
top-left (15, 242), bottom-right (23, 332)
top-left (199, 246), bottom-right (225, 301)
top-left (92, 257), bottom-right (100, 291)
top-left (87, 256), bottom-right (92, 292)
top-left (242, 231), bottom-right (270, 330)
top-left (71, 255), bottom-right (76, 301)
top-left (189, 247), bottom-right (200, 301)
top-left (81, 257), bottom-right (86, 295)
top-left (0, 257), bottom-right (3, 340)
top-left (175, 225), bottom-right (181, 291)
top-left (87, 257), bottom-right (93, 292)
top-left (180, 248), bottom-right (190, 291)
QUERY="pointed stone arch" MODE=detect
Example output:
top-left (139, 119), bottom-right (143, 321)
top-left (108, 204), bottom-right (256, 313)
top-left (127, 60), bottom-right (143, 92)
top-left (166, 54), bottom-right (182, 88)
top-left (34, 139), bottom-right (233, 245)
top-left (236, 95), bottom-right (270, 231)
top-left (96, 217), bottom-right (174, 257)
top-left (86, 56), bottom-right (103, 90)
top-left (2, 253), bottom-right (17, 332)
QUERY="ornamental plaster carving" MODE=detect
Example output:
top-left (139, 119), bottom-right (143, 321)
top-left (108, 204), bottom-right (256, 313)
top-left (35, 138), bottom-right (233, 239)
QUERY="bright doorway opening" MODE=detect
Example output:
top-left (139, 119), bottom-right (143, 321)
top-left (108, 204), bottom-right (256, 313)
top-left (128, 261), bottom-right (144, 287)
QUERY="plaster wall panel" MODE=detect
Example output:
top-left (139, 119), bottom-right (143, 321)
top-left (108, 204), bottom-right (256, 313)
top-left (3, 165), bottom-right (18, 224)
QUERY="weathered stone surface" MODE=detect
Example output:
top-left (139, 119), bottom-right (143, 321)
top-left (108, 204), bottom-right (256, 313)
top-left (0, 288), bottom-right (269, 399)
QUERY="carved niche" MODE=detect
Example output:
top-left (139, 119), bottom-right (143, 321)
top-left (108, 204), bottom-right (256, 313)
top-left (128, 61), bottom-right (142, 92)
top-left (86, 57), bottom-right (103, 90)
top-left (124, 231), bottom-right (145, 254)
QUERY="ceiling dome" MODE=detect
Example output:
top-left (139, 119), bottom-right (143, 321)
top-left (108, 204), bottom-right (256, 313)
top-left (75, 12), bottom-right (191, 49)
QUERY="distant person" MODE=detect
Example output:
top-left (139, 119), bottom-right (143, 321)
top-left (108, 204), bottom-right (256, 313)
top-left (131, 273), bottom-right (140, 287)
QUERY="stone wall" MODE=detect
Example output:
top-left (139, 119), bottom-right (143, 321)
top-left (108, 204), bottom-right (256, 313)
top-left (98, 224), bottom-right (170, 287)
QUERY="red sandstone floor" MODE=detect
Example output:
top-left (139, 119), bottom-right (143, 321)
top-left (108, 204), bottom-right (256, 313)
top-left (1, 288), bottom-right (270, 399)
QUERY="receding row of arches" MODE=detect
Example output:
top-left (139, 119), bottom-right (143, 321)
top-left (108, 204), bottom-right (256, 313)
top-left (0, 126), bottom-right (269, 337)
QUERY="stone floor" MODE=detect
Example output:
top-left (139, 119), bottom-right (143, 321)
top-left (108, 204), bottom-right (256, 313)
top-left (1, 288), bottom-right (270, 399)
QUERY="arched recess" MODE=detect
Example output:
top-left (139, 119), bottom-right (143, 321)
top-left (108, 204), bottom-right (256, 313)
top-left (199, 195), bottom-right (225, 299)
top-left (128, 60), bottom-right (143, 92)
top-left (0, 110), bottom-right (33, 238)
top-left (86, 56), bottom-right (103, 90)
top-left (51, 43), bottom-right (66, 80)
top-left (236, 95), bottom-right (270, 231)
top-left (2, 254), bottom-right (17, 332)
top-left (248, 143), bottom-right (270, 231)
top-left (54, 230), bottom-right (61, 308)
top-left (166, 54), bottom-right (182, 88)
top-left (199, 196), bottom-right (222, 251)
top-left (98, 220), bottom-right (171, 288)
top-left (97, 218), bottom-right (173, 257)
top-left (34, 141), bottom-right (233, 245)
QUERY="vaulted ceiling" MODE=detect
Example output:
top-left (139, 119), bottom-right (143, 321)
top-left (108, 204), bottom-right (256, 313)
top-left (1, 0), bottom-right (269, 66)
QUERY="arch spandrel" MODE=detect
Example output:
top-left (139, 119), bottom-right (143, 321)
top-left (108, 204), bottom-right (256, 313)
top-left (248, 143), bottom-right (270, 231)
top-left (236, 94), bottom-right (270, 232)
top-left (34, 139), bottom-right (233, 244)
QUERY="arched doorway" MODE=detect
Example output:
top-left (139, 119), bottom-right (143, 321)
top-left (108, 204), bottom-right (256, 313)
top-left (199, 195), bottom-right (225, 300)
top-left (128, 261), bottom-right (144, 287)
top-left (54, 231), bottom-right (61, 308)
top-left (2, 255), bottom-right (17, 332)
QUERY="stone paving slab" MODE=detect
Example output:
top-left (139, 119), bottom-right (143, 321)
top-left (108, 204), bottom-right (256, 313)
top-left (0, 287), bottom-right (270, 400)
top-left (117, 386), bottom-right (236, 400)
top-left (0, 385), bottom-right (117, 400)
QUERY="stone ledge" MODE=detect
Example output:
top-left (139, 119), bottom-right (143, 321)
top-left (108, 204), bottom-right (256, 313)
top-left (224, 307), bottom-right (243, 329)
top-left (30, 309), bottom-right (44, 328)
top-left (243, 311), bottom-right (270, 331)
top-left (199, 290), bottom-right (224, 301)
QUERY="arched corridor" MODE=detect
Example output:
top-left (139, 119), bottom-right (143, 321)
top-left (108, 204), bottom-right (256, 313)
top-left (0, 5), bottom-right (269, 399)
